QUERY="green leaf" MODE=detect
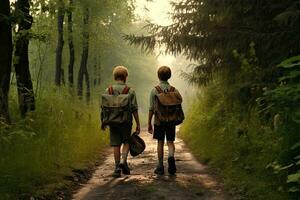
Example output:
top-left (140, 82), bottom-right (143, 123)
top-left (288, 186), bottom-right (300, 193)
top-left (278, 163), bottom-right (294, 171)
top-left (278, 55), bottom-right (300, 68)
top-left (287, 172), bottom-right (300, 183)
top-left (291, 141), bottom-right (300, 150)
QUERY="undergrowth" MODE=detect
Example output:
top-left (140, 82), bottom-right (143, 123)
top-left (0, 87), bottom-right (108, 199)
top-left (180, 52), bottom-right (300, 200)
top-left (180, 83), bottom-right (290, 199)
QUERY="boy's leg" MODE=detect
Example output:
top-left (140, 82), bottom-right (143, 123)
top-left (154, 140), bottom-right (165, 175)
top-left (119, 142), bottom-right (131, 175)
top-left (167, 141), bottom-right (175, 158)
top-left (112, 146), bottom-right (122, 177)
top-left (113, 146), bottom-right (121, 167)
top-left (119, 123), bottom-right (132, 175)
top-left (121, 143), bottom-right (130, 164)
top-left (109, 125), bottom-right (122, 177)
top-left (166, 125), bottom-right (176, 175)
top-left (157, 140), bottom-right (164, 167)
top-left (153, 125), bottom-right (166, 175)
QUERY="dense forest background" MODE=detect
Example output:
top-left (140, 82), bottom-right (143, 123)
top-left (0, 0), bottom-right (160, 198)
top-left (127, 0), bottom-right (300, 199)
top-left (0, 0), bottom-right (300, 199)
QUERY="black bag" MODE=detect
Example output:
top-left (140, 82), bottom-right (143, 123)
top-left (130, 132), bottom-right (146, 157)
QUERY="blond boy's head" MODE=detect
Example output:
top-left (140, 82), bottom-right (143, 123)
top-left (157, 66), bottom-right (171, 81)
top-left (113, 66), bottom-right (128, 82)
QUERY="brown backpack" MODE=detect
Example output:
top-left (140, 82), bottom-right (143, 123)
top-left (154, 86), bottom-right (185, 125)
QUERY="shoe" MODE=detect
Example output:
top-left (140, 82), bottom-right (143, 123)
top-left (112, 167), bottom-right (121, 178)
top-left (119, 162), bottom-right (131, 175)
top-left (154, 165), bottom-right (164, 175)
top-left (168, 156), bottom-right (176, 175)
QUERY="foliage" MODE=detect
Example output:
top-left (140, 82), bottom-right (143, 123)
top-left (0, 87), bottom-right (108, 199)
top-left (126, 0), bottom-right (300, 198)
top-left (258, 55), bottom-right (300, 193)
top-left (126, 0), bottom-right (300, 85)
top-left (180, 54), bottom-right (300, 199)
top-left (0, 0), bottom-right (157, 198)
top-left (180, 81), bottom-right (291, 200)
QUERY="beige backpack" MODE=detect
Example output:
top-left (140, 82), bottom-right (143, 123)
top-left (101, 86), bottom-right (132, 126)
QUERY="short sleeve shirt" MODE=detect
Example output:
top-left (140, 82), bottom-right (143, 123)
top-left (149, 81), bottom-right (178, 111)
top-left (105, 82), bottom-right (138, 112)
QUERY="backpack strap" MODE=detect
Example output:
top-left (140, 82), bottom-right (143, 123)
top-left (121, 86), bottom-right (130, 94)
top-left (155, 86), bottom-right (163, 94)
top-left (155, 85), bottom-right (175, 93)
top-left (108, 86), bottom-right (114, 95)
top-left (169, 86), bottom-right (175, 92)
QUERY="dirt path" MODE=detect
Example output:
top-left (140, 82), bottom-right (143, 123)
top-left (73, 129), bottom-right (230, 200)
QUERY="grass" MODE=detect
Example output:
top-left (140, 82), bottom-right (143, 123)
top-left (0, 87), bottom-right (108, 199)
top-left (179, 83), bottom-right (293, 200)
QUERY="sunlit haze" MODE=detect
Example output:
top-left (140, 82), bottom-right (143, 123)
top-left (135, 0), bottom-right (176, 68)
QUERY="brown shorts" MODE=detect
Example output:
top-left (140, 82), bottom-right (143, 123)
top-left (109, 123), bottom-right (132, 146)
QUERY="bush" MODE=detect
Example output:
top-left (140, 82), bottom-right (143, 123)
top-left (0, 87), bottom-right (108, 199)
top-left (180, 81), bottom-right (292, 199)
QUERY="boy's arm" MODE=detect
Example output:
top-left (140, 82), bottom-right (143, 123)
top-left (133, 111), bottom-right (140, 134)
top-left (100, 88), bottom-right (109, 131)
top-left (148, 88), bottom-right (155, 134)
top-left (148, 111), bottom-right (154, 134)
top-left (130, 89), bottom-right (140, 134)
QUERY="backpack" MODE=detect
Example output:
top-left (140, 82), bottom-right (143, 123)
top-left (154, 86), bottom-right (185, 125)
top-left (101, 86), bottom-right (132, 126)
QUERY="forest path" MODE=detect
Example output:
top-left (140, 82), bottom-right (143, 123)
top-left (72, 128), bottom-right (231, 200)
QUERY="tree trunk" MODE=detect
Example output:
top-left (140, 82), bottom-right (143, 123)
top-left (67, 0), bottom-right (75, 88)
top-left (55, 0), bottom-right (65, 86)
top-left (77, 8), bottom-right (90, 103)
top-left (14, 0), bottom-right (35, 118)
top-left (84, 63), bottom-right (90, 103)
top-left (93, 62), bottom-right (101, 87)
top-left (61, 68), bottom-right (65, 85)
top-left (0, 0), bottom-right (12, 123)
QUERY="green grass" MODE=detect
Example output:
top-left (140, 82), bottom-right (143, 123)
top-left (0, 87), bottom-right (108, 199)
top-left (179, 84), bottom-right (293, 200)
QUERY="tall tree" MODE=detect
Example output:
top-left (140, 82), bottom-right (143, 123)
top-left (55, 0), bottom-right (65, 86)
top-left (0, 0), bottom-right (12, 123)
top-left (14, 0), bottom-right (35, 117)
top-left (77, 7), bottom-right (90, 103)
top-left (126, 0), bottom-right (300, 85)
top-left (67, 0), bottom-right (75, 88)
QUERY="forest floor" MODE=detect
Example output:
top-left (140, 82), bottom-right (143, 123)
top-left (72, 129), bottom-right (232, 200)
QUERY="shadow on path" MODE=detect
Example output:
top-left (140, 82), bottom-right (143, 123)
top-left (73, 130), bottom-right (230, 200)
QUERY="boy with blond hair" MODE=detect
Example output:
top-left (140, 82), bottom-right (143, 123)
top-left (148, 66), bottom-right (184, 175)
top-left (101, 66), bottom-right (140, 178)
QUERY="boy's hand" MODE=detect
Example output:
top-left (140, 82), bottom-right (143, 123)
top-left (136, 124), bottom-right (141, 134)
top-left (148, 124), bottom-right (153, 134)
top-left (101, 124), bottom-right (107, 131)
